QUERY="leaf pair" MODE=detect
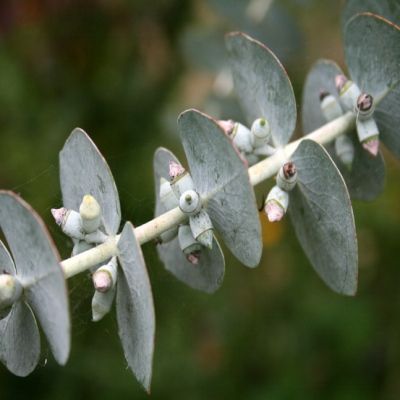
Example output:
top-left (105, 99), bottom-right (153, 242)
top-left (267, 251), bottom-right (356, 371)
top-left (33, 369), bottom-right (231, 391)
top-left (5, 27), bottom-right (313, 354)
top-left (302, 12), bottom-right (400, 200)
top-left (59, 129), bottom-right (155, 392)
top-left (154, 110), bottom-right (262, 293)
top-left (227, 32), bottom-right (358, 295)
top-left (0, 191), bottom-right (70, 376)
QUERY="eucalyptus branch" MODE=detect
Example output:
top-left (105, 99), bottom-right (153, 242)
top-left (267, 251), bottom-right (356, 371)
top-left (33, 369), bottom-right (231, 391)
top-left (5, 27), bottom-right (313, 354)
top-left (60, 111), bottom-right (355, 279)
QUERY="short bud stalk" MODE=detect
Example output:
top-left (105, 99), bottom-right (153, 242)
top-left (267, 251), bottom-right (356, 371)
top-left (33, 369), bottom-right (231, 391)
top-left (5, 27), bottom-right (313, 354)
top-left (0, 274), bottom-right (23, 310)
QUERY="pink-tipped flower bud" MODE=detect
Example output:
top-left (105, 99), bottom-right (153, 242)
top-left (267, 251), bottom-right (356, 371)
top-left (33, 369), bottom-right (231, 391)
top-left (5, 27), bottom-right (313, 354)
top-left (187, 251), bottom-right (201, 265)
top-left (169, 161), bottom-right (185, 180)
top-left (218, 119), bottom-right (235, 136)
top-left (92, 257), bottom-right (117, 293)
top-left (264, 185), bottom-right (289, 222)
top-left (51, 207), bottom-right (68, 226)
top-left (93, 270), bottom-right (112, 293)
top-left (362, 138), bottom-right (380, 157)
top-left (335, 74), bottom-right (348, 93)
top-left (265, 201), bottom-right (285, 222)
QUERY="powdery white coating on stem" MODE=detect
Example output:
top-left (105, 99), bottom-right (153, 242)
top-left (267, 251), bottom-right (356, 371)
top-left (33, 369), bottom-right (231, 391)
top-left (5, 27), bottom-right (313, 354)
top-left (60, 112), bottom-right (356, 279)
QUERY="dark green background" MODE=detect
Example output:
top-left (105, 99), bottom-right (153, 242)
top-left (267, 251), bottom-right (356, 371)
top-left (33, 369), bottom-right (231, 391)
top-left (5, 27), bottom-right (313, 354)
top-left (0, 1), bottom-right (399, 399)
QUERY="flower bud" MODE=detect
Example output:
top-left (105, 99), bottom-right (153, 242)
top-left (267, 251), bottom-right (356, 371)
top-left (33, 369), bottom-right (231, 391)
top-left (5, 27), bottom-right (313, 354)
top-left (334, 135), bottom-right (355, 169)
top-left (92, 286), bottom-right (116, 322)
top-left (179, 190), bottom-right (202, 215)
top-left (231, 122), bottom-right (253, 154)
top-left (0, 274), bottom-right (23, 310)
top-left (79, 195), bottom-right (102, 233)
top-left (335, 74), bottom-right (361, 112)
top-left (276, 162), bottom-right (297, 192)
top-left (178, 224), bottom-right (202, 264)
top-left (169, 161), bottom-right (185, 180)
top-left (92, 257), bottom-right (118, 293)
top-left (264, 185), bottom-right (289, 222)
top-left (356, 118), bottom-right (380, 156)
top-left (189, 210), bottom-right (213, 249)
top-left (51, 207), bottom-right (68, 226)
top-left (319, 90), bottom-right (343, 121)
top-left (159, 177), bottom-right (179, 211)
top-left (170, 170), bottom-right (195, 199)
top-left (218, 119), bottom-right (235, 136)
top-left (251, 118), bottom-right (271, 149)
top-left (356, 93), bottom-right (375, 120)
top-left (52, 208), bottom-right (84, 240)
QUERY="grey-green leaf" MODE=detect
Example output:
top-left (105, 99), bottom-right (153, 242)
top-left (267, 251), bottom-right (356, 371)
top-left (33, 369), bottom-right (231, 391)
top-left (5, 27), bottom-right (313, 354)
top-left (302, 59), bottom-right (385, 200)
top-left (0, 191), bottom-right (70, 365)
top-left (116, 222), bottom-right (155, 393)
top-left (288, 140), bottom-right (358, 295)
top-left (302, 59), bottom-right (344, 134)
top-left (0, 301), bottom-right (40, 377)
top-left (60, 128), bottom-right (121, 235)
top-left (0, 239), bottom-right (15, 275)
top-left (226, 31), bottom-right (296, 147)
top-left (179, 109), bottom-right (262, 267)
top-left (342, 0), bottom-right (400, 28)
top-left (329, 135), bottom-right (385, 201)
top-left (345, 13), bottom-right (400, 158)
top-left (154, 147), bottom-right (225, 292)
top-left (159, 235), bottom-right (225, 294)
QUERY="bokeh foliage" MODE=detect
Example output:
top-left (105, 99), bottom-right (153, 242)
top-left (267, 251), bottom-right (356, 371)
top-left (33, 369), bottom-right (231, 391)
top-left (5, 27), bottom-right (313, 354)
top-left (0, 1), bottom-right (400, 399)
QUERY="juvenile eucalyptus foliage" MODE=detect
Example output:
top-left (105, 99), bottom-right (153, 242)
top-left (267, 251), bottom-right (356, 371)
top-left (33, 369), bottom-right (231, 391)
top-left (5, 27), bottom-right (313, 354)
top-left (0, 2), bottom-right (400, 393)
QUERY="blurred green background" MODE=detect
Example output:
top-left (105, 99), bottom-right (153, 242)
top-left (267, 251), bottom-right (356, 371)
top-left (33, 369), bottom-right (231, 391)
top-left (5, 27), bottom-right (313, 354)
top-left (1, 1), bottom-right (400, 399)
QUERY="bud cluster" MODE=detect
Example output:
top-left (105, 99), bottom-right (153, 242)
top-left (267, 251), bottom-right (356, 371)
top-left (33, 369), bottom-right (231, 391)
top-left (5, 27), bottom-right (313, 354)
top-left (335, 74), bottom-right (380, 156)
top-left (319, 89), bottom-right (355, 168)
top-left (158, 161), bottom-right (213, 264)
top-left (218, 117), bottom-right (275, 166)
top-left (51, 195), bottom-right (107, 256)
top-left (264, 162), bottom-right (298, 222)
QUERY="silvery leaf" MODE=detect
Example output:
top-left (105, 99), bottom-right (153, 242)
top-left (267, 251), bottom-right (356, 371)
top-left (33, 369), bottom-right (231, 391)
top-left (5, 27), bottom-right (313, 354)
top-left (342, 0), bottom-right (400, 28)
top-left (302, 59), bottom-right (385, 200)
top-left (330, 135), bottom-right (385, 201)
top-left (116, 222), bottom-right (155, 393)
top-left (302, 59), bottom-right (343, 134)
top-left (0, 301), bottom-right (40, 377)
top-left (0, 239), bottom-right (15, 275)
top-left (153, 147), bottom-right (225, 293)
top-left (288, 140), bottom-right (358, 295)
top-left (226, 31), bottom-right (296, 147)
top-left (153, 147), bottom-right (181, 218)
top-left (345, 13), bottom-right (400, 158)
top-left (0, 191), bottom-right (70, 365)
top-left (178, 109), bottom-right (262, 268)
top-left (60, 128), bottom-right (121, 235)
top-left (158, 235), bottom-right (225, 294)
